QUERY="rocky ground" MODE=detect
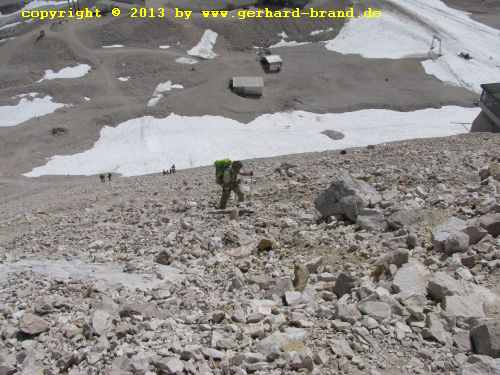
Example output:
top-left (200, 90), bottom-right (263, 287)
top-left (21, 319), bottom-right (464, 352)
top-left (1, 133), bottom-right (500, 374)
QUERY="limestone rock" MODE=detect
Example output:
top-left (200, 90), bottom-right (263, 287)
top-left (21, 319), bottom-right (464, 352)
top-left (357, 301), bottom-right (392, 322)
top-left (479, 214), bottom-right (500, 237)
top-left (19, 313), bottom-right (50, 336)
top-left (432, 217), bottom-right (468, 251)
top-left (334, 272), bottom-right (355, 298)
top-left (356, 209), bottom-right (387, 232)
top-left (428, 272), bottom-right (463, 303)
top-left (293, 263), bottom-right (309, 292)
top-left (392, 262), bottom-right (430, 298)
top-left (314, 172), bottom-right (381, 221)
top-left (471, 320), bottom-right (500, 358)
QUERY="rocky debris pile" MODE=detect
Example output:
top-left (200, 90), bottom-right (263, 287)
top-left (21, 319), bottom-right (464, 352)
top-left (1, 134), bottom-right (500, 374)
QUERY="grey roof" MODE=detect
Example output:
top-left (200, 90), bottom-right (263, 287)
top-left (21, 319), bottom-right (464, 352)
top-left (481, 83), bottom-right (500, 100)
top-left (232, 76), bottom-right (264, 88)
top-left (262, 55), bottom-right (282, 64)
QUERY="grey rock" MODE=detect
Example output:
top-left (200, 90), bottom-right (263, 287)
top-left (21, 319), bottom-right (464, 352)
top-left (285, 291), bottom-right (304, 306)
top-left (336, 295), bottom-right (362, 323)
top-left (480, 214), bottom-right (500, 237)
top-left (330, 338), bottom-right (354, 359)
top-left (92, 309), bottom-right (112, 336)
top-left (356, 208), bottom-right (387, 232)
top-left (423, 313), bottom-right (452, 345)
top-left (314, 172), bottom-right (381, 221)
top-left (334, 272), bottom-right (355, 298)
top-left (444, 231), bottom-right (470, 254)
top-left (454, 329), bottom-right (473, 353)
top-left (392, 262), bottom-right (430, 298)
top-left (458, 355), bottom-right (500, 375)
top-left (19, 313), bottom-right (49, 336)
top-left (471, 320), bottom-right (500, 358)
top-left (432, 217), bottom-right (468, 251)
top-left (428, 272), bottom-right (463, 302)
top-left (293, 263), bottom-right (309, 292)
top-left (444, 294), bottom-right (486, 320)
top-left (357, 301), bottom-right (392, 322)
top-left (305, 257), bottom-right (323, 274)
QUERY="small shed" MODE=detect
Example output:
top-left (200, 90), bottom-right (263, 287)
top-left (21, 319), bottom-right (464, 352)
top-left (261, 54), bottom-right (282, 73)
top-left (479, 83), bottom-right (500, 129)
top-left (230, 76), bottom-right (264, 97)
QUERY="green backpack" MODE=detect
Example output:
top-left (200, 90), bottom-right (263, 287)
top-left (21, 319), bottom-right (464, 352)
top-left (214, 159), bottom-right (232, 185)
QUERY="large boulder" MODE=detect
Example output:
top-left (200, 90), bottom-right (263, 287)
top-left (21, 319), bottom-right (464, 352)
top-left (479, 214), bottom-right (500, 237)
top-left (458, 354), bottom-right (500, 375)
top-left (356, 209), bottom-right (387, 232)
top-left (432, 217), bottom-right (468, 252)
top-left (392, 262), bottom-right (430, 298)
top-left (471, 320), bottom-right (500, 358)
top-left (357, 301), bottom-right (392, 322)
top-left (314, 172), bottom-right (381, 221)
top-left (444, 294), bottom-right (486, 320)
top-left (19, 313), bottom-right (50, 336)
top-left (333, 272), bottom-right (356, 298)
top-left (427, 272), bottom-right (463, 303)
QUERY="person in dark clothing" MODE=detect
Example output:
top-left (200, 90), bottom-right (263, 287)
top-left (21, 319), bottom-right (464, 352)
top-left (99, 174), bottom-right (105, 183)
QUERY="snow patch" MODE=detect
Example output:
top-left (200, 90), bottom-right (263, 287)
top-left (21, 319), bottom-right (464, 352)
top-left (175, 57), bottom-right (198, 65)
top-left (0, 21), bottom-right (21, 31)
top-left (187, 29), bottom-right (218, 59)
top-left (118, 76), bottom-right (130, 82)
top-left (325, 0), bottom-right (500, 93)
top-left (310, 27), bottom-right (334, 36)
top-left (147, 81), bottom-right (184, 107)
top-left (38, 64), bottom-right (91, 82)
top-left (102, 44), bottom-right (124, 48)
top-left (0, 93), bottom-right (66, 127)
top-left (25, 106), bottom-right (479, 177)
top-left (159, 45), bottom-right (170, 49)
top-left (270, 31), bottom-right (310, 48)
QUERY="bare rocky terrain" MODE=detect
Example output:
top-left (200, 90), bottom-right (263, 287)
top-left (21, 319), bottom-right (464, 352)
top-left (1, 0), bottom-right (500, 373)
top-left (2, 133), bottom-right (500, 374)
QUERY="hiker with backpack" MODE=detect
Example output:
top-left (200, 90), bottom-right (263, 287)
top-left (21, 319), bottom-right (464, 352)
top-left (214, 159), bottom-right (253, 209)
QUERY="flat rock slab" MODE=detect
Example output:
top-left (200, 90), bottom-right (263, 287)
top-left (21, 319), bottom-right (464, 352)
top-left (0, 259), bottom-right (185, 291)
top-left (392, 262), bottom-right (430, 298)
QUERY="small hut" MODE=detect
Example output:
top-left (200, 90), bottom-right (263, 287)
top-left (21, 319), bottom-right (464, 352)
top-left (472, 83), bottom-right (500, 132)
top-left (261, 54), bottom-right (282, 73)
top-left (230, 76), bottom-right (264, 97)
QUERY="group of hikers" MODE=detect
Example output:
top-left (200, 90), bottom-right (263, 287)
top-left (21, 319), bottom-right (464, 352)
top-left (162, 164), bottom-right (176, 175)
top-left (99, 173), bottom-right (112, 183)
top-left (97, 160), bottom-right (253, 210)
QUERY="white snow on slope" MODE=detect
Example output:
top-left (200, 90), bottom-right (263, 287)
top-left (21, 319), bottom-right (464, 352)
top-left (176, 57), bottom-right (198, 65)
top-left (270, 31), bottom-right (310, 48)
top-left (25, 106), bottom-right (479, 177)
top-left (0, 94), bottom-right (66, 127)
top-left (147, 81), bottom-right (184, 107)
top-left (118, 76), bottom-right (130, 82)
top-left (102, 44), bottom-right (124, 48)
top-left (38, 64), bottom-right (91, 81)
top-left (159, 45), bottom-right (170, 49)
top-left (326, 0), bottom-right (500, 93)
top-left (0, 21), bottom-right (20, 31)
top-left (187, 29), bottom-right (218, 59)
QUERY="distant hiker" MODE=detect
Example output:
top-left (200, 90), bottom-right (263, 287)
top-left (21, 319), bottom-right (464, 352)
top-left (170, 164), bottom-right (176, 174)
top-left (107, 173), bottom-right (112, 182)
top-left (35, 30), bottom-right (45, 43)
top-left (162, 169), bottom-right (167, 176)
top-left (458, 52), bottom-right (472, 60)
top-left (99, 174), bottom-right (105, 183)
top-left (215, 159), bottom-right (253, 209)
